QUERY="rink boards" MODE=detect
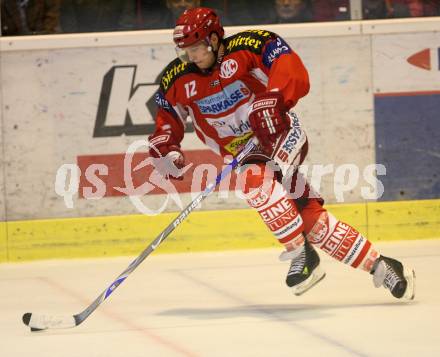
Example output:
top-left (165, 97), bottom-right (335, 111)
top-left (1, 198), bottom-right (439, 262)
top-left (0, 18), bottom-right (439, 262)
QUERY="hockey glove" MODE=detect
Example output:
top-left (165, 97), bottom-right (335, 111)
top-left (248, 91), bottom-right (290, 156)
top-left (148, 131), bottom-right (185, 180)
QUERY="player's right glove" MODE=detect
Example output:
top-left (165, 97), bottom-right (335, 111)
top-left (248, 91), bottom-right (307, 178)
top-left (148, 131), bottom-right (185, 180)
top-left (248, 91), bottom-right (290, 156)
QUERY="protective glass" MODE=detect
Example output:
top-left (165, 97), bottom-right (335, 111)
top-left (175, 40), bottom-right (210, 63)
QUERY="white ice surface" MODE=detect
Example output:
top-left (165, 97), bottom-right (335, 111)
top-left (1, 239), bottom-right (439, 357)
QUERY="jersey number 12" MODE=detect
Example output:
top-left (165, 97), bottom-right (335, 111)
top-left (184, 80), bottom-right (197, 98)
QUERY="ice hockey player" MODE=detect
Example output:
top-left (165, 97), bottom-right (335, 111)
top-left (148, 7), bottom-right (415, 299)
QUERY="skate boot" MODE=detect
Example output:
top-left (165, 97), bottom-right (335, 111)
top-left (371, 255), bottom-right (415, 300)
top-left (280, 240), bottom-right (325, 296)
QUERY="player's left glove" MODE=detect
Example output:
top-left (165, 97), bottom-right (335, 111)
top-left (248, 91), bottom-right (290, 156)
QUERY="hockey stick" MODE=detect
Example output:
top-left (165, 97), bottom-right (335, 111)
top-left (22, 138), bottom-right (257, 332)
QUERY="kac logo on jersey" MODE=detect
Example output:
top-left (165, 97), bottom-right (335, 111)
top-left (196, 80), bottom-right (250, 115)
top-left (220, 59), bottom-right (239, 79)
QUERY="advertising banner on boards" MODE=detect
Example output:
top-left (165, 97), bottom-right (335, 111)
top-left (373, 32), bottom-right (440, 201)
top-left (2, 34), bottom-right (375, 220)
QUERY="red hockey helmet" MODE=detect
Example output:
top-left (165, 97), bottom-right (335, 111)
top-left (173, 7), bottom-right (224, 48)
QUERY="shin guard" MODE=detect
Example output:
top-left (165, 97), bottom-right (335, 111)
top-left (306, 211), bottom-right (379, 272)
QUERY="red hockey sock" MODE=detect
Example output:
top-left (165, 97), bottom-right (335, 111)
top-left (239, 162), bottom-right (305, 251)
top-left (301, 199), bottom-right (379, 272)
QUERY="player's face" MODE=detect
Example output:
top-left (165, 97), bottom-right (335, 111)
top-left (176, 41), bottom-right (215, 69)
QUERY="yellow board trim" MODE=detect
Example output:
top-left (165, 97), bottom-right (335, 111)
top-left (1, 199), bottom-right (439, 263)
top-left (0, 221), bottom-right (7, 262)
top-left (367, 200), bottom-right (440, 241)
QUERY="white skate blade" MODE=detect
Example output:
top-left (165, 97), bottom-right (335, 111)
top-left (403, 268), bottom-right (416, 300)
top-left (292, 265), bottom-right (326, 296)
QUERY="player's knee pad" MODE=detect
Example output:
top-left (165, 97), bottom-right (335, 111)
top-left (304, 210), bottom-right (378, 271)
top-left (238, 162), bottom-right (304, 248)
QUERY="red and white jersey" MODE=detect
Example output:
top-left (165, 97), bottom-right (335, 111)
top-left (153, 29), bottom-right (310, 157)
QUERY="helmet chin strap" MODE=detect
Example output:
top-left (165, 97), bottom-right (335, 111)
top-left (215, 42), bottom-right (225, 64)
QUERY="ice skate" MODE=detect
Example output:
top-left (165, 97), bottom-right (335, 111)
top-left (280, 240), bottom-right (325, 296)
top-left (371, 255), bottom-right (415, 300)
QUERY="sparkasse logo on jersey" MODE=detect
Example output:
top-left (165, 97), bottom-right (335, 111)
top-left (196, 80), bottom-right (250, 115)
top-left (406, 48), bottom-right (440, 71)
